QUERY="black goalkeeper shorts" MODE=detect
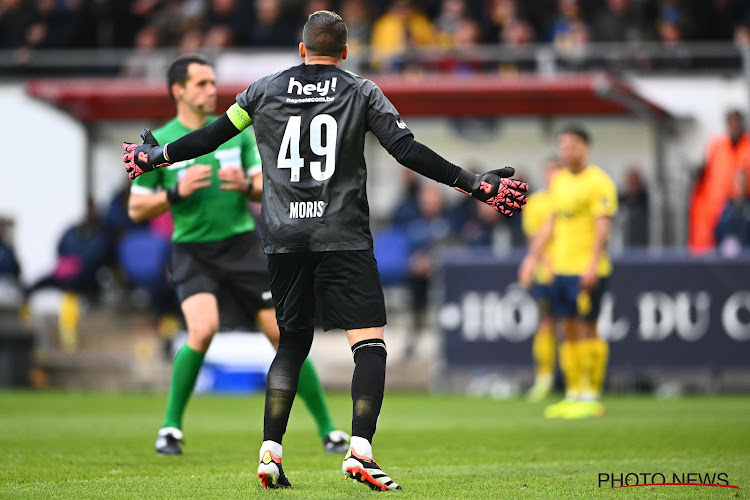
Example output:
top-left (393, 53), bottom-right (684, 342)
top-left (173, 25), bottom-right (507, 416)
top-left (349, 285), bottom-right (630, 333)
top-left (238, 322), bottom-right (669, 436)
top-left (170, 231), bottom-right (274, 314)
top-left (266, 248), bottom-right (387, 332)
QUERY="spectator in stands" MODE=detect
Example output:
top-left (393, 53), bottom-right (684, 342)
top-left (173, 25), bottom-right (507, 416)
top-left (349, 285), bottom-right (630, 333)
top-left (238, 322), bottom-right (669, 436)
top-left (498, 18), bottom-right (536, 74)
top-left (340, 0), bottom-right (372, 71)
top-left (26, 198), bottom-right (113, 349)
top-left (403, 182), bottom-right (454, 357)
top-left (0, 217), bottom-right (23, 310)
top-left (591, 0), bottom-right (645, 43)
top-left (122, 24), bottom-right (163, 77)
top-left (434, 0), bottom-right (468, 47)
top-left (370, 0), bottom-right (436, 72)
top-left (105, 182), bottom-right (148, 242)
top-left (715, 170), bottom-right (750, 257)
top-left (689, 108), bottom-right (750, 254)
top-left (618, 166), bottom-right (650, 247)
top-left (483, 0), bottom-right (523, 44)
top-left (27, 197), bottom-right (112, 303)
top-left (243, 0), bottom-right (294, 47)
top-left (695, 0), bottom-right (745, 41)
top-left (549, 0), bottom-right (591, 70)
top-left (549, 0), bottom-right (585, 44)
top-left (452, 196), bottom-right (504, 248)
top-left (433, 17), bottom-right (487, 73)
top-left (0, 0), bottom-right (36, 49)
top-left (735, 21), bottom-right (750, 46)
top-left (340, 0), bottom-right (372, 51)
top-left (391, 169), bottom-right (421, 228)
top-left (23, 0), bottom-right (96, 49)
top-left (178, 28), bottom-right (203, 53)
top-left (202, 0), bottom-right (242, 47)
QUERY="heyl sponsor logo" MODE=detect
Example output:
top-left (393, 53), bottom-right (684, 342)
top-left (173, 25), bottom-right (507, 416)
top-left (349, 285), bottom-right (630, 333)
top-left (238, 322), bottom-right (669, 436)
top-left (287, 76), bottom-right (338, 97)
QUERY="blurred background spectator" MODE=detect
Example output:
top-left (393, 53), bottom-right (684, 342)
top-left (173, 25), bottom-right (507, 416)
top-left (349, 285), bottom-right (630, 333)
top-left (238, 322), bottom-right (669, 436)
top-left (715, 169), bottom-right (750, 257)
top-left (689, 108), bottom-right (750, 254)
top-left (618, 166), bottom-right (650, 247)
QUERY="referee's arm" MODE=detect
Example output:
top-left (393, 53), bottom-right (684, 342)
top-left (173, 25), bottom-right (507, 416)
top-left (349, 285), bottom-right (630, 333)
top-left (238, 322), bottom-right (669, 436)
top-left (127, 190), bottom-right (171, 223)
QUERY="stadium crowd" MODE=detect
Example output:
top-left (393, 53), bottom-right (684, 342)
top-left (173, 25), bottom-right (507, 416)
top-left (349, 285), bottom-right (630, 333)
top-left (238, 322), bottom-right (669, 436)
top-left (2, 0), bottom-right (750, 73)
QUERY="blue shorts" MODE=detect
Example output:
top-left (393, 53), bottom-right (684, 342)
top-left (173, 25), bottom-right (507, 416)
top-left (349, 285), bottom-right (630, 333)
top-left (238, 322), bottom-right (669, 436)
top-left (530, 282), bottom-right (554, 316)
top-left (551, 275), bottom-right (609, 321)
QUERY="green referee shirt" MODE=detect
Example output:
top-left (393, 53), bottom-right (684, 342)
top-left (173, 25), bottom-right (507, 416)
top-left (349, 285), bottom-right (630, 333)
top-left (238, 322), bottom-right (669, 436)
top-left (130, 116), bottom-right (262, 243)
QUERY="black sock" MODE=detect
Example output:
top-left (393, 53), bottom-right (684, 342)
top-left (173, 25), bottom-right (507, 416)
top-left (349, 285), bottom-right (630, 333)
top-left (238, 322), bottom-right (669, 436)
top-left (263, 328), bottom-right (314, 443)
top-left (351, 338), bottom-right (387, 443)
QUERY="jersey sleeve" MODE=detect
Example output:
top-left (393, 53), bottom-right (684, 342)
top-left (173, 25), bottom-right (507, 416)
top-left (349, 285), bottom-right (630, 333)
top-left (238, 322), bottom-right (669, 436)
top-left (130, 167), bottom-right (163, 194)
top-left (591, 171), bottom-right (618, 218)
top-left (521, 193), bottom-right (540, 236)
top-left (236, 74), bottom-right (272, 119)
top-left (240, 127), bottom-right (262, 176)
top-left (364, 80), bottom-right (413, 151)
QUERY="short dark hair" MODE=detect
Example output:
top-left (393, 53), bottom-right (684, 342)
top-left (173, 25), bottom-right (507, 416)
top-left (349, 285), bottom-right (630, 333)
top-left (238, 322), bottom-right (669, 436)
top-left (302, 10), bottom-right (347, 58)
top-left (166, 54), bottom-right (212, 101)
top-left (558, 123), bottom-right (591, 144)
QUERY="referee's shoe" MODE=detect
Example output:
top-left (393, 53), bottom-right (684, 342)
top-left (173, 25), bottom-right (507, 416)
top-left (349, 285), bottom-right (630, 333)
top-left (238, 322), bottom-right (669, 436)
top-left (155, 427), bottom-right (183, 455)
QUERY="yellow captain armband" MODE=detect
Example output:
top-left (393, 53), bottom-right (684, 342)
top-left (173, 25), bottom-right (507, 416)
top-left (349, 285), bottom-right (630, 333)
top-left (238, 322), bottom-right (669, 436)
top-left (227, 103), bottom-right (253, 131)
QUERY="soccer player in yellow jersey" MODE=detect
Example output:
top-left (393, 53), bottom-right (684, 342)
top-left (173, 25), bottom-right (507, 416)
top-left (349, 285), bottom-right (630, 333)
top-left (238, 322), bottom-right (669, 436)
top-left (519, 124), bottom-right (617, 419)
top-left (521, 158), bottom-right (561, 402)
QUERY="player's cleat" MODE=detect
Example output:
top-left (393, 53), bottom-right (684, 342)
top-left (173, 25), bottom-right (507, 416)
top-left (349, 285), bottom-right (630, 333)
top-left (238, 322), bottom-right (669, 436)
top-left (562, 400), bottom-right (605, 419)
top-left (324, 430), bottom-right (351, 454)
top-left (155, 427), bottom-right (183, 455)
top-left (544, 398), bottom-right (577, 419)
top-left (526, 381), bottom-right (553, 402)
top-left (257, 450), bottom-right (292, 489)
top-left (342, 447), bottom-right (402, 491)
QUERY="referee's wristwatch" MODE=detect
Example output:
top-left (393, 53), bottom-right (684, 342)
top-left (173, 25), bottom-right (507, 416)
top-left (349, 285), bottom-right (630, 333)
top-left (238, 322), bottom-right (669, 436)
top-left (245, 176), bottom-right (254, 198)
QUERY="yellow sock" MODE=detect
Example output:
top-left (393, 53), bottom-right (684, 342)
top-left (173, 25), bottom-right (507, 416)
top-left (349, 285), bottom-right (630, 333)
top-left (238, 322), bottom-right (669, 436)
top-left (559, 341), bottom-right (582, 399)
top-left (59, 291), bottom-right (79, 351)
top-left (577, 338), bottom-right (596, 399)
top-left (590, 337), bottom-right (609, 395)
top-left (532, 326), bottom-right (556, 382)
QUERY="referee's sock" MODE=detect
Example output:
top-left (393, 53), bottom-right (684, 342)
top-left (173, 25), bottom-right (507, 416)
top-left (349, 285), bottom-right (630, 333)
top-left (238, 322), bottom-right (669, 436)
top-left (350, 339), bottom-right (387, 445)
top-left (263, 328), bottom-right (314, 444)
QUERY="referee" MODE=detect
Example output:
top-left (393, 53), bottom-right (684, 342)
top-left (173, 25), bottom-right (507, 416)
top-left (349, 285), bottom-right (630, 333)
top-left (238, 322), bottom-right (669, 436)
top-left (124, 11), bottom-right (528, 491)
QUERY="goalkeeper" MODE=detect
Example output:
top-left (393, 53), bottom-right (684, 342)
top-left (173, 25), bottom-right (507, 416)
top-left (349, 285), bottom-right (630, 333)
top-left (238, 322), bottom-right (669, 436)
top-left (127, 54), bottom-right (349, 455)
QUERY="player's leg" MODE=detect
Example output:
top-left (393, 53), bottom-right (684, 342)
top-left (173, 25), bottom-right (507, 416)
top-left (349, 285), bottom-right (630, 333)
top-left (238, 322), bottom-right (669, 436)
top-left (258, 326), bottom-right (313, 489)
top-left (545, 276), bottom-right (582, 418)
top-left (527, 282), bottom-right (556, 401)
top-left (564, 278), bottom-right (608, 419)
top-left (156, 243), bottom-right (221, 454)
top-left (255, 307), bottom-right (349, 453)
top-left (157, 292), bottom-right (219, 454)
top-left (256, 252), bottom-right (315, 489)
top-left (315, 249), bottom-right (400, 491)
top-left (528, 314), bottom-right (556, 401)
top-left (341, 326), bottom-right (399, 491)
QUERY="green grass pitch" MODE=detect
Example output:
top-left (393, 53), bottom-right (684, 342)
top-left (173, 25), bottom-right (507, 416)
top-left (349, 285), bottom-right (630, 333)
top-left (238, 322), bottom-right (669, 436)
top-left (1, 391), bottom-right (748, 499)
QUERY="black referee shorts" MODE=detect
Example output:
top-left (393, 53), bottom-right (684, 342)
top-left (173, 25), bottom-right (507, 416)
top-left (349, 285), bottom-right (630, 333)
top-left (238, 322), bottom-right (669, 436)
top-left (267, 248), bottom-right (387, 332)
top-left (170, 231), bottom-right (274, 314)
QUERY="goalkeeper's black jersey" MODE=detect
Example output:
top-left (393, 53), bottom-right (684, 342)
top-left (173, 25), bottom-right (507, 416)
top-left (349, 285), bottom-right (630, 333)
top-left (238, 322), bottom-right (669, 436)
top-left (236, 63), bottom-right (413, 254)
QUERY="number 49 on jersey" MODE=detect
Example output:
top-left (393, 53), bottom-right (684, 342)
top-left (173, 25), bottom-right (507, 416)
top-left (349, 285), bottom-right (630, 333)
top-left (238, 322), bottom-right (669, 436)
top-left (278, 114), bottom-right (337, 182)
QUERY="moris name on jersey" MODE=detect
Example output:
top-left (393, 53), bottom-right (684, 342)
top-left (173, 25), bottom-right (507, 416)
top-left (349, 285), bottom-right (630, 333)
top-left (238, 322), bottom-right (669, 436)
top-left (290, 200), bottom-right (326, 219)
